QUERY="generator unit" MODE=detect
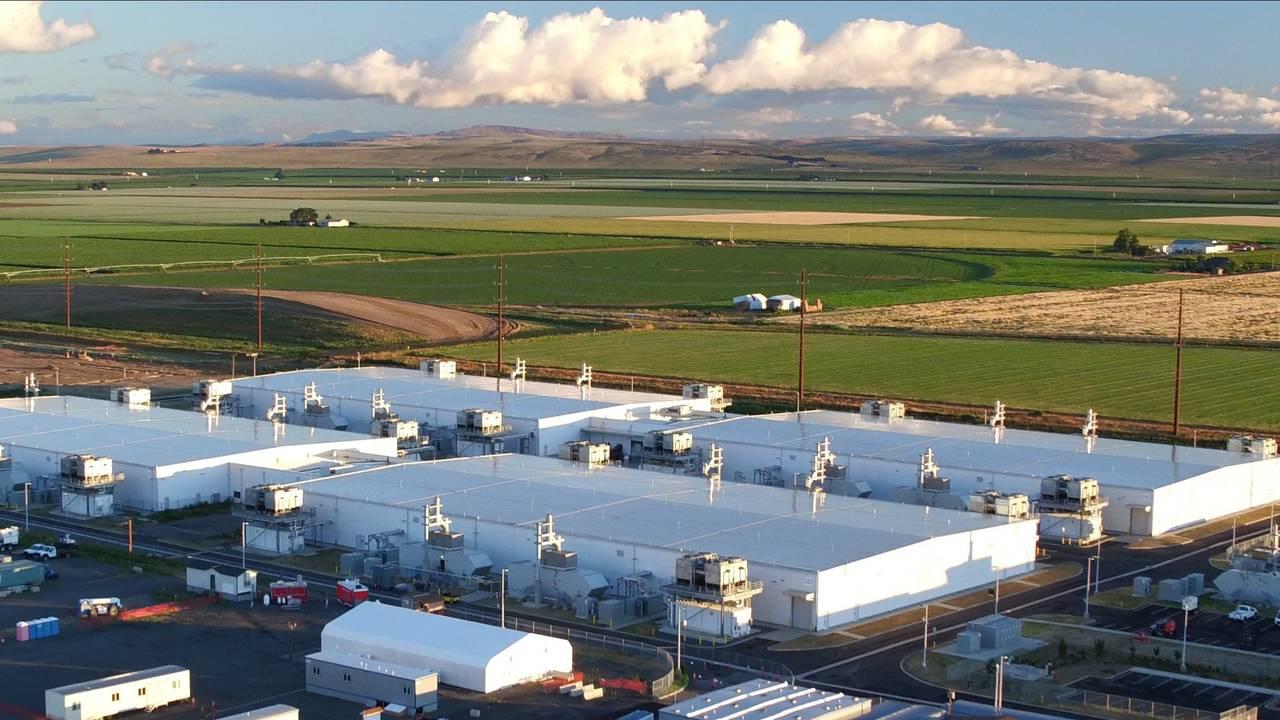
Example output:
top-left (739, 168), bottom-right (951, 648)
top-left (109, 386), bottom-right (151, 406)
top-left (665, 552), bottom-right (763, 640)
top-left (420, 359), bottom-right (457, 380)
top-left (967, 490), bottom-right (1031, 520)
top-left (860, 399), bottom-right (905, 420)
top-left (1039, 474), bottom-right (1102, 509)
top-left (644, 430), bottom-right (693, 455)
top-left (192, 379), bottom-right (234, 413)
top-left (559, 441), bottom-right (611, 465)
top-left (243, 485), bottom-right (304, 515)
top-left (682, 383), bottom-right (731, 411)
top-left (457, 409), bottom-right (504, 436)
top-left (425, 529), bottom-right (493, 577)
top-left (60, 455), bottom-right (114, 487)
top-left (1228, 435), bottom-right (1278, 459)
top-left (674, 552), bottom-right (749, 591)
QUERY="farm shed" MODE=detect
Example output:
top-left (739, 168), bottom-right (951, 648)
top-left (229, 366), bottom-right (708, 458)
top-left (279, 454), bottom-right (1036, 631)
top-left (312, 601), bottom-right (568, 694)
top-left (584, 409), bottom-right (1280, 537)
top-left (767, 294), bottom-right (803, 311)
top-left (0, 396), bottom-right (395, 512)
top-left (1168, 238), bottom-right (1229, 255)
top-left (45, 666), bottom-right (190, 720)
top-left (186, 563), bottom-right (258, 601)
top-left (732, 293), bottom-right (768, 311)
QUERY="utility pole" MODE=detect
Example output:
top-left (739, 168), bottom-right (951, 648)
top-left (496, 254), bottom-right (505, 391)
top-left (797, 267), bottom-right (807, 413)
top-left (1172, 288), bottom-right (1184, 438)
top-left (1084, 556), bottom-right (1095, 618)
top-left (500, 568), bottom-right (507, 629)
top-left (241, 521), bottom-right (247, 569)
top-left (256, 244), bottom-right (264, 351)
top-left (1095, 539), bottom-right (1103, 595)
top-left (64, 238), bottom-right (71, 328)
top-left (127, 517), bottom-right (133, 568)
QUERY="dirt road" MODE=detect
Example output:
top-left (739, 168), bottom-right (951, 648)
top-left (228, 289), bottom-right (502, 343)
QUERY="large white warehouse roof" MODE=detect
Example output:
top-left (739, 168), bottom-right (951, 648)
top-left (233, 366), bottom-right (687, 420)
top-left (0, 396), bottom-right (371, 469)
top-left (591, 409), bottom-right (1258, 491)
top-left (293, 454), bottom-right (1019, 572)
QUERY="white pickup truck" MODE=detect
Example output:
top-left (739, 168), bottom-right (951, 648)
top-left (23, 543), bottom-right (57, 561)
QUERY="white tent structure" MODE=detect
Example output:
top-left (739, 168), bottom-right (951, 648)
top-left (319, 602), bottom-right (571, 693)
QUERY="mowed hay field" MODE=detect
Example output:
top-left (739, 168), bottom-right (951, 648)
top-left (799, 272), bottom-right (1280, 342)
top-left (450, 329), bottom-right (1280, 430)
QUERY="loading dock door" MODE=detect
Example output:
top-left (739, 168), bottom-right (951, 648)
top-left (786, 590), bottom-right (815, 631)
top-left (1129, 506), bottom-right (1153, 536)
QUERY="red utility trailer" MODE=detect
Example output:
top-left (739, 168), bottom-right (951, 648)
top-left (336, 578), bottom-right (369, 607)
top-left (269, 577), bottom-right (309, 606)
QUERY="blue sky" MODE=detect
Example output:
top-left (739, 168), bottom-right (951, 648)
top-left (2, 1), bottom-right (1279, 144)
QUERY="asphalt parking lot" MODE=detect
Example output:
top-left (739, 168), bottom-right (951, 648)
top-left (0, 553), bottom-right (182, 631)
top-left (1089, 604), bottom-right (1280, 653)
top-left (1073, 669), bottom-right (1280, 719)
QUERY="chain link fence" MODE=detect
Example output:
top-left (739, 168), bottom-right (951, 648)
top-left (965, 672), bottom-right (1258, 720)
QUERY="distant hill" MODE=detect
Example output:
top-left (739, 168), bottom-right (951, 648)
top-left (3, 130), bottom-right (1278, 178)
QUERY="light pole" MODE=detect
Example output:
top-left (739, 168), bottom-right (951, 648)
top-left (676, 604), bottom-right (685, 674)
top-left (922, 604), bottom-right (930, 670)
top-left (241, 521), bottom-right (248, 569)
top-left (1181, 597), bottom-right (1195, 672)
top-left (1095, 539), bottom-right (1103, 595)
top-left (22, 481), bottom-right (31, 530)
top-left (500, 568), bottom-right (507, 629)
top-left (247, 352), bottom-right (259, 377)
top-left (1084, 556), bottom-right (1095, 618)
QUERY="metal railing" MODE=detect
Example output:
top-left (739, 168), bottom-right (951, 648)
top-left (965, 673), bottom-right (1259, 720)
top-left (446, 605), bottom-right (676, 698)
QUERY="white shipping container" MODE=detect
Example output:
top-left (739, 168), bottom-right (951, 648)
top-left (45, 666), bottom-right (190, 720)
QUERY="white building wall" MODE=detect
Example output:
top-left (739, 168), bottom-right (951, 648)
top-left (814, 519), bottom-right (1038, 630)
top-left (1151, 459), bottom-right (1280, 536)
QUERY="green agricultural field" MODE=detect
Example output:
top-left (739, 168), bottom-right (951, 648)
top-left (449, 329), bottom-right (1280, 430)
top-left (78, 245), bottom-right (1167, 309)
top-left (0, 218), bottom-right (679, 270)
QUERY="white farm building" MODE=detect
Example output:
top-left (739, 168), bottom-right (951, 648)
top-left (248, 454), bottom-right (1037, 631)
top-left (583, 410), bottom-right (1280, 537)
top-left (0, 396), bottom-right (396, 512)
top-left (228, 366), bottom-right (711, 456)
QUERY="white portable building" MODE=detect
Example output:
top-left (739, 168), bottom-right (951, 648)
top-left (186, 563), bottom-right (258, 601)
top-left (217, 706), bottom-right (299, 720)
top-left (283, 454), bottom-right (1037, 630)
top-left (0, 396), bottom-right (396, 512)
top-left (318, 602), bottom-right (571, 693)
top-left (732, 293), bottom-right (768, 311)
top-left (45, 665), bottom-right (190, 720)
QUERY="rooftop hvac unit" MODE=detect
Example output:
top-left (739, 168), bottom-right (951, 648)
top-left (674, 552), bottom-right (750, 590)
top-left (659, 404), bottom-right (695, 418)
top-left (861, 399), bottom-right (905, 420)
top-left (646, 430), bottom-right (693, 455)
top-left (967, 490), bottom-right (1031, 519)
top-left (457, 408), bottom-right (504, 435)
top-left (559, 441), bottom-right (610, 465)
top-left (1228, 435), bottom-right (1278, 458)
top-left (109, 386), bottom-right (150, 406)
top-left (376, 418), bottom-right (420, 443)
top-left (60, 455), bottom-right (115, 486)
top-left (427, 529), bottom-right (464, 550)
top-left (244, 485), bottom-right (303, 515)
top-left (1040, 474), bottom-right (1101, 504)
top-left (193, 379), bottom-right (233, 400)
top-left (542, 548), bottom-right (578, 570)
top-left (921, 474), bottom-right (951, 493)
top-left (683, 383), bottom-right (731, 411)
top-left (420, 359), bottom-right (457, 379)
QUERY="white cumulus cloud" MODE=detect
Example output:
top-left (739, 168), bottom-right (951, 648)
top-left (917, 113), bottom-right (1010, 137)
top-left (1196, 87), bottom-right (1280, 129)
top-left (0, 1), bottom-right (96, 53)
top-left (171, 8), bottom-right (721, 108)
top-left (849, 112), bottom-right (900, 134)
top-left (701, 18), bottom-right (1177, 121)
top-left (0, 119), bottom-right (17, 134)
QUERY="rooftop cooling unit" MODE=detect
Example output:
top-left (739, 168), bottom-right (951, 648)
top-left (683, 383), bottom-right (731, 411)
top-left (1228, 435), bottom-right (1278, 459)
top-left (457, 408), bottom-right (504, 435)
top-left (110, 386), bottom-right (151, 407)
top-left (559, 441), bottom-right (611, 465)
top-left (420, 359), bottom-right (457, 380)
top-left (860, 399), bottom-right (906, 420)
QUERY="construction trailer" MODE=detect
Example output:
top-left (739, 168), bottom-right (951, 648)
top-left (45, 666), bottom-right (190, 720)
top-left (225, 366), bottom-right (713, 458)
top-left (310, 602), bottom-right (570, 695)
top-left (584, 409), bottom-right (1280, 537)
top-left (0, 396), bottom-right (395, 512)
top-left (186, 563), bottom-right (258, 601)
top-left (276, 454), bottom-right (1037, 631)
